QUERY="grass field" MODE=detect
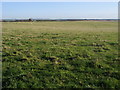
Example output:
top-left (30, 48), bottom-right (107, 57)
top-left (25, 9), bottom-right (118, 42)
top-left (2, 21), bottom-right (120, 88)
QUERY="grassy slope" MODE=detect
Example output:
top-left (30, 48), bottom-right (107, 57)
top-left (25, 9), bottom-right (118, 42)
top-left (2, 21), bottom-right (120, 88)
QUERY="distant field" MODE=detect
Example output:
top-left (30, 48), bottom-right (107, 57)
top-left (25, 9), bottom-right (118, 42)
top-left (2, 21), bottom-right (120, 88)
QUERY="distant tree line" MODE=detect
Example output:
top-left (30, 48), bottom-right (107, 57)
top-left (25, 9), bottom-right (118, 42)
top-left (1, 18), bottom-right (117, 22)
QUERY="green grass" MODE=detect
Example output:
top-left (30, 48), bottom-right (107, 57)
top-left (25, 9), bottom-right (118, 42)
top-left (2, 21), bottom-right (120, 88)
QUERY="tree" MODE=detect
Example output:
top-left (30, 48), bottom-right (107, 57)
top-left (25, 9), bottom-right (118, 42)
top-left (28, 18), bottom-right (32, 22)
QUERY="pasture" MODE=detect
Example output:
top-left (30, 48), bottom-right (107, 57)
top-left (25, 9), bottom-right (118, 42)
top-left (2, 21), bottom-right (119, 88)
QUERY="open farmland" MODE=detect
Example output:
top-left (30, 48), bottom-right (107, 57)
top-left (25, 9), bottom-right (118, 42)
top-left (2, 21), bottom-right (120, 88)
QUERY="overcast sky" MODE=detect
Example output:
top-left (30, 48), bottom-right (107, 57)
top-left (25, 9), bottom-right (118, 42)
top-left (2, 2), bottom-right (118, 19)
